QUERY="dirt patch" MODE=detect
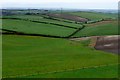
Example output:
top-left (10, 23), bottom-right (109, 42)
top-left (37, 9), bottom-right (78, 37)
top-left (70, 35), bottom-right (119, 54)
top-left (95, 35), bottom-right (119, 54)
top-left (47, 13), bottom-right (88, 22)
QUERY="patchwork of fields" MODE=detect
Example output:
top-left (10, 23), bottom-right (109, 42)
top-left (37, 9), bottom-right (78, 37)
top-left (2, 11), bottom-right (119, 78)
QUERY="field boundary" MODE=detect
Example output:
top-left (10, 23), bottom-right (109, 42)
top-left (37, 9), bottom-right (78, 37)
top-left (2, 18), bottom-right (79, 29)
top-left (3, 63), bottom-right (119, 78)
top-left (1, 29), bottom-right (69, 38)
top-left (67, 25), bottom-right (85, 38)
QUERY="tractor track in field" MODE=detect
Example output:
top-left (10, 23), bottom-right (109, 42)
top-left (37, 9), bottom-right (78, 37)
top-left (3, 63), bottom-right (119, 78)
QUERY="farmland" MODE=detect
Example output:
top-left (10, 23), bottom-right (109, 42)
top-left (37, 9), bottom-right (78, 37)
top-left (2, 19), bottom-right (77, 37)
top-left (24, 64), bottom-right (118, 78)
top-left (72, 21), bottom-right (118, 37)
top-left (2, 9), bottom-right (119, 78)
top-left (69, 11), bottom-right (117, 21)
top-left (3, 15), bottom-right (82, 28)
top-left (2, 35), bottom-right (118, 78)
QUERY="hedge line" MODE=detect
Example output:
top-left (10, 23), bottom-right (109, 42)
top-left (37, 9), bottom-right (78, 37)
top-left (1, 29), bottom-right (69, 38)
top-left (67, 25), bottom-right (85, 38)
top-left (2, 17), bottom-right (78, 29)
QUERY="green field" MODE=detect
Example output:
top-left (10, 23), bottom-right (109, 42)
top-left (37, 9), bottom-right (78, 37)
top-left (3, 35), bottom-right (118, 78)
top-left (72, 21), bottom-right (118, 37)
top-left (2, 10), bottom-right (119, 78)
top-left (23, 64), bottom-right (118, 78)
top-left (69, 12), bottom-right (117, 21)
top-left (3, 15), bottom-right (82, 28)
top-left (2, 19), bottom-right (77, 37)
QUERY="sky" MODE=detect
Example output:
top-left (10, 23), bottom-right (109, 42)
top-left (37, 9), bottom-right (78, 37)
top-left (1, 0), bottom-right (119, 9)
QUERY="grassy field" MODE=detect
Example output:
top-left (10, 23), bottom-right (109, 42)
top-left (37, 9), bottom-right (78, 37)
top-left (72, 21), bottom-right (118, 37)
top-left (69, 12), bottom-right (117, 21)
top-left (3, 35), bottom-right (118, 78)
top-left (23, 64), bottom-right (118, 78)
top-left (2, 19), bottom-right (76, 37)
top-left (2, 10), bottom-right (119, 78)
top-left (3, 15), bottom-right (82, 28)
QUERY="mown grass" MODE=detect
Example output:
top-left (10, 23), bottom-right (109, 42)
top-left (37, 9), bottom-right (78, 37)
top-left (2, 19), bottom-right (76, 37)
top-left (72, 21), bottom-right (118, 37)
top-left (3, 35), bottom-right (118, 78)
top-left (23, 64), bottom-right (118, 78)
top-left (69, 12), bottom-right (117, 21)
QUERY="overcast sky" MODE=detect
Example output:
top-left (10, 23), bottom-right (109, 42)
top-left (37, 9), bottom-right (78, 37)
top-left (1, 0), bottom-right (119, 9)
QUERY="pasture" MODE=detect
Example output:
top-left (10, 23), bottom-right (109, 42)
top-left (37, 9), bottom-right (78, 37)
top-left (2, 35), bottom-right (118, 78)
top-left (2, 19), bottom-right (77, 37)
top-left (2, 10), bottom-right (119, 78)
top-left (69, 12), bottom-right (117, 21)
top-left (3, 15), bottom-right (82, 29)
top-left (72, 21), bottom-right (118, 37)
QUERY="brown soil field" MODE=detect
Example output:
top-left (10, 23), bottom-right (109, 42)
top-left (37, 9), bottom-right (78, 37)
top-left (47, 13), bottom-right (88, 22)
top-left (95, 35), bottom-right (119, 54)
top-left (70, 35), bottom-right (119, 54)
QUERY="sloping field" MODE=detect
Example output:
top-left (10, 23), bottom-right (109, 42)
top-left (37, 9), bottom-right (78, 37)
top-left (69, 12), bottom-right (117, 21)
top-left (3, 15), bottom-right (83, 29)
top-left (47, 13), bottom-right (88, 22)
top-left (72, 21), bottom-right (118, 37)
top-left (2, 19), bottom-right (77, 37)
top-left (95, 35), bottom-right (119, 54)
top-left (3, 35), bottom-right (118, 78)
top-left (23, 64), bottom-right (118, 78)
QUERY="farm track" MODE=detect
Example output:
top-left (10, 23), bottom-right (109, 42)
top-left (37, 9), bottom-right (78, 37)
top-left (3, 63), bottom-right (119, 78)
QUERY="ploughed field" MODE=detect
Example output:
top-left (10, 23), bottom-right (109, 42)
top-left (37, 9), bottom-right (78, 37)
top-left (2, 11), bottom-right (119, 78)
top-left (95, 35), bottom-right (119, 54)
top-left (47, 13), bottom-right (88, 22)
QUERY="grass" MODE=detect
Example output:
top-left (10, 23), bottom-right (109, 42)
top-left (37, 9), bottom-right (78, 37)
top-left (3, 35), bottom-right (118, 78)
top-left (0, 35), bottom-right (2, 79)
top-left (72, 21), bottom-right (118, 37)
top-left (3, 15), bottom-right (83, 29)
top-left (2, 19), bottom-right (76, 37)
top-left (23, 64), bottom-right (118, 78)
top-left (2, 11), bottom-right (119, 78)
top-left (69, 12), bottom-right (117, 21)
